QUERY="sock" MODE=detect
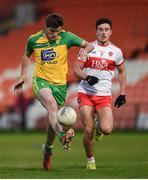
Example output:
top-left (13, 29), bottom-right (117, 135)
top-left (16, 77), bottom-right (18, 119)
top-left (57, 131), bottom-right (66, 143)
top-left (87, 156), bottom-right (95, 163)
top-left (45, 144), bottom-right (54, 154)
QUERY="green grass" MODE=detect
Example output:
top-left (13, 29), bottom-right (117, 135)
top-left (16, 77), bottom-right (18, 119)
top-left (0, 130), bottom-right (148, 178)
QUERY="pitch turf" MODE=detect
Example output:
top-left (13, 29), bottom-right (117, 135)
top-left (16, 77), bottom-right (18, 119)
top-left (0, 130), bottom-right (148, 178)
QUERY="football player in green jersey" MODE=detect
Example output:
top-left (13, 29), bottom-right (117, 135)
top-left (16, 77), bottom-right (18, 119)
top-left (14, 13), bottom-right (94, 171)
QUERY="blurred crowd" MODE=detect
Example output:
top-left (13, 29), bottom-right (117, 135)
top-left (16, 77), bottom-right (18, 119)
top-left (0, 0), bottom-right (53, 35)
top-left (129, 43), bottom-right (148, 60)
top-left (0, 0), bottom-right (148, 131)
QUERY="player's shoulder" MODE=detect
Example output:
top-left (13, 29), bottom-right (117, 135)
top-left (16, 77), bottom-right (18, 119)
top-left (109, 42), bottom-right (122, 53)
top-left (27, 30), bottom-right (44, 46)
top-left (29, 30), bottom-right (42, 38)
top-left (89, 41), bottom-right (98, 50)
top-left (60, 30), bottom-right (76, 37)
top-left (91, 40), bottom-right (97, 45)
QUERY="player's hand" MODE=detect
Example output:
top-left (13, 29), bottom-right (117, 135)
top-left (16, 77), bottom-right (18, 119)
top-left (85, 75), bottom-right (99, 86)
top-left (14, 76), bottom-right (25, 93)
top-left (114, 95), bottom-right (126, 108)
top-left (78, 49), bottom-right (88, 61)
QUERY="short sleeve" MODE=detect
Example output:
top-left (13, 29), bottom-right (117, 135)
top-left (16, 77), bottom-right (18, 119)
top-left (116, 49), bottom-right (124, 66)
top-left (64, 32), bottom-right (84, 48)
top-left (25, 36), bottom-right (34, 57)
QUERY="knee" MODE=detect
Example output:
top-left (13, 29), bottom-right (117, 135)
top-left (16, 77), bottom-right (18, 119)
top-left (101, 126), bottom-right (113, 135)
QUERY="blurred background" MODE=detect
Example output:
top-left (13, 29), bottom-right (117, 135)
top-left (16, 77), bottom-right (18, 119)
top-left (0, 0), bottom-right (148, 131)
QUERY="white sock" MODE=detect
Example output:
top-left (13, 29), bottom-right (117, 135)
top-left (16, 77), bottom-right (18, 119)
top-left (87, 156), bottom-right (95, 163)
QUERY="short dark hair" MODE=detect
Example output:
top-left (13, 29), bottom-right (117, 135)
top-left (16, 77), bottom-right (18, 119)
top-left (96, 18), bottom-right (112, 30)
top-left (45, 13), bottom-right (64, 28)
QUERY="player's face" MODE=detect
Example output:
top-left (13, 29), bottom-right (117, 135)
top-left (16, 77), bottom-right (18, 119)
top-left (96, 23), bottom-right (112, 45)
top-left (44, 26), bottom-right (62, 40)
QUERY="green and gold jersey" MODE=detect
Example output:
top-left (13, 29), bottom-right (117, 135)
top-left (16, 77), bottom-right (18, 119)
top-left (25, 30), bottom-right (83, 85)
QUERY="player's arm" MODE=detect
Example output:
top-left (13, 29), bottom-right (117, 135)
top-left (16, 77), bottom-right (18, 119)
top-left (73, 60), bottom-right (87, 80)
top-left (117, 63), bottom-right (126, 95)
top-left (14, 53), bottom-right (31, 92)
top-left (66, 32), bottom-right (94, 60)
top-left (20, 53), bottom-right (31, 80)
top-left (73, 60), bottom-right (99, 86)
top-left (114, 63), bottom-right (126, 108)
top-left (81, 40), bottom-right (94, 53)
top-left (79, 40), bottom-right (94, 61)
top-left (14, 36), bottom-right (33, 92)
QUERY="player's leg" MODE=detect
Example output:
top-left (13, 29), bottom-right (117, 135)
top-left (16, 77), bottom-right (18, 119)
top-left (94, 117), bottom-right (104, 142)
top-left (37, 88), bottom-right (60, 170)
top-left (32, 76), bottom-right (62, 134)
top-left (38, 88), bottom-right (74, 146)
top-left (96, 106), bottom-right (113, 135)
top-left (94, 96), bottom-right (112, 141)
top-left (79, 105), bottom-right (96, 170)
top-left (33, 77), bottom-right (74, 149)
top-left (38, 88), bottom-right (75, 170)
top-left (78, 92), bottom-right (96, 169)
top-left (32, 77), bottom-right (75, 170)
top-left (38, 88), bottom-right (62, 133)
top-left (42, 122), bottom-right (55, 170)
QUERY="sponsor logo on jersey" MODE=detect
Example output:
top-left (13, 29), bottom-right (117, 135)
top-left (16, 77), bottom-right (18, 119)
top-left (41, 49), bottom-right (56, 61)
top-left (108, 51), bottom-right (113, 56)
top-left (92, 59), bottom-right (108, 69)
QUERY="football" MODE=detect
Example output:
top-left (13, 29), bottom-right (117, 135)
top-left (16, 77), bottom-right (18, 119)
top-left (57, 107), bottom-right (77, 126)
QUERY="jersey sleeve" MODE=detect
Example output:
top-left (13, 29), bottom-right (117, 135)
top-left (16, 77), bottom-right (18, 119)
top-left (64, 32), bottom-right (84, 48)
top-left (25, 36), bottom-right (34, 57)
top-left (116, 49), bottom-right (124, 66)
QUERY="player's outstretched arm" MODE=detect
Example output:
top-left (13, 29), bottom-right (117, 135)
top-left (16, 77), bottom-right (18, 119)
top-left (14, 53), bottom-right (31, 93)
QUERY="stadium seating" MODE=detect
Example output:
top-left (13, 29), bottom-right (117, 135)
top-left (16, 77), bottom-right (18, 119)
top-left (0, 0), bottom-right (148, 130)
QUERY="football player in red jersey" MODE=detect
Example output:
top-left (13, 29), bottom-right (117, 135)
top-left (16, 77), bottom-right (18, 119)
top-left (74, 18), bottom-right (126, 170)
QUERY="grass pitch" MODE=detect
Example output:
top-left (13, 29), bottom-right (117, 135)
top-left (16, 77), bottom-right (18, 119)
top-left (0, 130), bottom-right (148, 178)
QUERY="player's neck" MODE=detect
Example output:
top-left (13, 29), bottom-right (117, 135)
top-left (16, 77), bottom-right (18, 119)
top-left (97, 40), bottom-right (110, 46)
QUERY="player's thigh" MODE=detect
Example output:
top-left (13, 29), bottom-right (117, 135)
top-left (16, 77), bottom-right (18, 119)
top-left (79, 105), bottom-right (95, 130)
top-left (37, 88), bottom-right (58, 110)
top-left (96, 107), bottom-right (113, 132)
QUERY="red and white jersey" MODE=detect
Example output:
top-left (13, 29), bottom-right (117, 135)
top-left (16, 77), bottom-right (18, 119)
top-left (77, 40), bottom-right (124, 96)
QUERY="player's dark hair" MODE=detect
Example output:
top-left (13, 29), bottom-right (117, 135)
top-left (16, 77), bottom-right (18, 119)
top-left (96, 18), bottom-right (112, 29)
top-left (45, 13), bottom-right (64, 28)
